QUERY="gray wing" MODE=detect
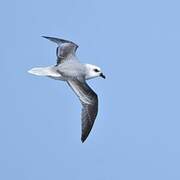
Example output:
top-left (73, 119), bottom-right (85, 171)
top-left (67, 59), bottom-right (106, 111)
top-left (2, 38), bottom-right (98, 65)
top-left (42, 36), bottom-right (79, 65)
top-left (67, 80), bottom-right (98, 143)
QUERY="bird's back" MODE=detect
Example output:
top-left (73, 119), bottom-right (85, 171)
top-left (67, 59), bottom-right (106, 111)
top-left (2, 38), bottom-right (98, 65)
top-left (56, 60), bottom-right (86, 80)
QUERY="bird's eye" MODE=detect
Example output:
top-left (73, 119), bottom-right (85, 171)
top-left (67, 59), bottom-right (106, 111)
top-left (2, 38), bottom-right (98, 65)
top-left (94, 69), bottom-right (99, 72)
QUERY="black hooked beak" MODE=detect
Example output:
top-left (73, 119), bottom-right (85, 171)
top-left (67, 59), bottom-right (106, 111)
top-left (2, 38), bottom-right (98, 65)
top-left (100, 73), bottom-right (106, 79)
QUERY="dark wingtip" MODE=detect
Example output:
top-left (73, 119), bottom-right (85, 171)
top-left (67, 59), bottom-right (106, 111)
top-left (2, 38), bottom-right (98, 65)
top-left (81, 138), bottom-right (86, 143)
top-left (41, 36), bottom-right (52, 40)
top-left (41, 36), bottom-right (67, 45)
top-left (41, 36), bottom-right (78, 48)
top-left (81, 135), bottom-right (88, 143)
top-left (41, 36), bottom-right (56, 43)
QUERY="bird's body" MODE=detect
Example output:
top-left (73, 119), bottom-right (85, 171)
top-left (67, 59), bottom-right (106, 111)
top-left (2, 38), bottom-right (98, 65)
top-left (28, 36), bottom-right (105, 142)
top-left (57, 60), bottom-right (86, 81)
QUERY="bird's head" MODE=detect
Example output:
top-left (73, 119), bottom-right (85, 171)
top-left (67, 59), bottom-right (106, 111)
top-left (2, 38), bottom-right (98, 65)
top-left (85, 64), bottom-right (106, 80)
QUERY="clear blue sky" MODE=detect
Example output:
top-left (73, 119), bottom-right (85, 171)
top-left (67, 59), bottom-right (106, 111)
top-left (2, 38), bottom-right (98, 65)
top-left (0, 0), bottom-right (180, 179)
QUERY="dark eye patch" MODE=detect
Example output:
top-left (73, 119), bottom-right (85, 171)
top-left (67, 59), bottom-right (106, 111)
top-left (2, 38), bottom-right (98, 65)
top-left (94, 69), bottom-right (100, 72)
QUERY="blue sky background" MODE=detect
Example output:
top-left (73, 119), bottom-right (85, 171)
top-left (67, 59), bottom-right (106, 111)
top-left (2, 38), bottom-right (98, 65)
top-left (0, 0), bottom-right (180, 179)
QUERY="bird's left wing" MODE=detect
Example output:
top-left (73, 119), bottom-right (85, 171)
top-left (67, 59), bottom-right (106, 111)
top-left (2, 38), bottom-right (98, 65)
top-left (42, 36), bottom-right (79, 65)
top-left (67, 80), bottom-right (98, 142)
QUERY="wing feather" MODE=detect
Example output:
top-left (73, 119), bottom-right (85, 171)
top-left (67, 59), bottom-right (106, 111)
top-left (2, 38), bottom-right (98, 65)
top-left (67, 80), bottom-right (98, 142)
top-left (42, 36), bottom-right (78, 65)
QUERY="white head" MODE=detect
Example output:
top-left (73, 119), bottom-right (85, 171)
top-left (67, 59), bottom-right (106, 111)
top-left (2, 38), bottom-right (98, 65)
top-left (84, 64), bottom-right (106, 80)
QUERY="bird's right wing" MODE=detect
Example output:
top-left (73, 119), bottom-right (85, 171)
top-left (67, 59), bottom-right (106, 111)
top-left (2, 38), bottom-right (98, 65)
top-left (42, 36), bottom-right (79, 65)
top-left (67, 80), bottom-right (98, 142)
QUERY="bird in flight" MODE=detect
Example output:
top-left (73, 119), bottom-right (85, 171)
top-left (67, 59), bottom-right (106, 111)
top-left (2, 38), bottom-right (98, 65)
top-left (28, 36), bottom-right (105, 142)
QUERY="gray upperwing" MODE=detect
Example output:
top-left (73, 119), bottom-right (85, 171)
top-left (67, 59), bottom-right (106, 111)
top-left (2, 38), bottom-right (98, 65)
top-left (67, 80), bottom-right (98, 143)
top-left (42, 36), bottom-right (79, 65)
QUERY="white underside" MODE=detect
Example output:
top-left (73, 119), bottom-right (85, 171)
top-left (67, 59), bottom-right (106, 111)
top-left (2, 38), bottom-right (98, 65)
top-left (28, 64), bottom-right (98, 81)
